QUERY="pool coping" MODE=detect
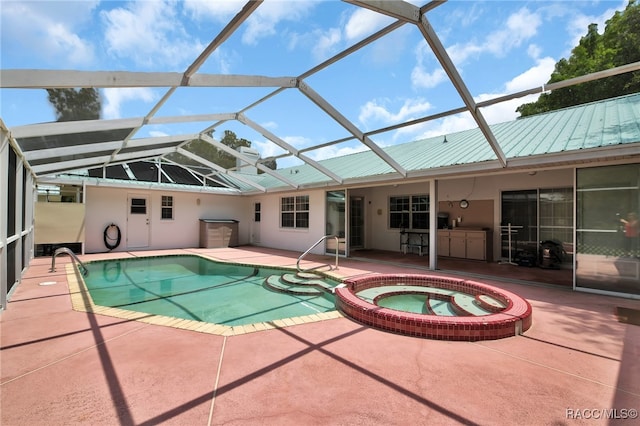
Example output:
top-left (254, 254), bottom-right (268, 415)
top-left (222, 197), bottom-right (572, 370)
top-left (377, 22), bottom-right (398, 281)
top-left (65, 256), bottom-right (343, 336)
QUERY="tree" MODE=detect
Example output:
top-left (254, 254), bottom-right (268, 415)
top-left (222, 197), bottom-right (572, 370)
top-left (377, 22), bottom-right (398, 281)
top-left (46, 88), bottom-right (102, 121)
top-left (171, 129), bottom-right (277, 173)
top-left (516, 0), bottom-right (640, 117)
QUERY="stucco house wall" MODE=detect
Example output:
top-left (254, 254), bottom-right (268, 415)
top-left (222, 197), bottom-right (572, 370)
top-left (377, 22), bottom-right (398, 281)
top-left (84, 186), bottom-right (251, 253)
top-left (82, 168), bottom-right (573, 257)
top-left (248, 188), bottom-right (329, 255)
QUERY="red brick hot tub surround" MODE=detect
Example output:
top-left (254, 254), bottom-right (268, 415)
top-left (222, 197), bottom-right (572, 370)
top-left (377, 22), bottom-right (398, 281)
top-left (334, 274), bottom-right (532, 341)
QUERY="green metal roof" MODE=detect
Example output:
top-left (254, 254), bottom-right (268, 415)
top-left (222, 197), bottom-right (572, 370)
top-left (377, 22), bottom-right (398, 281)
top-left (34, 92), bottom-right (640, 194)
top-left (236, 93), bottom-right (640, 192)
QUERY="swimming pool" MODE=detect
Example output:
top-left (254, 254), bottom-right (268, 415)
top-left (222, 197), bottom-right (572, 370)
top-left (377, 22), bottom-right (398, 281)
top-left (80, 255), bottom-right (339, 330)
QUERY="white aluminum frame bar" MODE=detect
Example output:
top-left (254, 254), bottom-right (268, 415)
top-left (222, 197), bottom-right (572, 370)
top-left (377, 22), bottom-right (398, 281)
top-left (197, 133), bottom-right (299, 184)
top-left (0, 70), bottom-right (296, 89)
top-left (236, 114), bottom-right (344, 184)
top-left (177, 148), bottom-right (268, 192)
top-left (298, 81), bottom-right (407, 177)
top-left (24, 133), bottom-right (199, 162)
top-left (417, 15), bottom-right (507, 166)
top-left (349, 0), bottom-right (507, 167)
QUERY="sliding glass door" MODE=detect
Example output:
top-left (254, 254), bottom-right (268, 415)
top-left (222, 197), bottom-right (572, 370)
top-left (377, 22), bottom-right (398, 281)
top-left (501, 188), bottom-right (573, 264)
top-left (501, 190), bottom-right (538, 259)
top-left (325, 190), bottom-right (346, 255)
top-left (576, 164), bottom-right (640, 295)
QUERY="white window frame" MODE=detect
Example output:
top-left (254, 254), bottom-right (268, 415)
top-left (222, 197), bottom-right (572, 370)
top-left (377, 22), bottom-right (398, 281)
top-left (281, 195), bottom-right (309, 229)
top-left (161, 195), bottom-right (174, 220)
top-left (389, 194), bottom-right (429, 230)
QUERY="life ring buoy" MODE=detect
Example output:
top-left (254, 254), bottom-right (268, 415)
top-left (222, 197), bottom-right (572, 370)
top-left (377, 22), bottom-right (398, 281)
top-left (104, 223), bottom-right (121, 251)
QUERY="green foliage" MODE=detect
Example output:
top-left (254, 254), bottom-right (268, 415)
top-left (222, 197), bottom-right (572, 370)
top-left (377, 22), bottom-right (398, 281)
top-left (517, 0), bottom-right (640, 117)
top-left (173, 130), bottom-right (277, 172)
top-left (46, 88), bottom-right (102, 121)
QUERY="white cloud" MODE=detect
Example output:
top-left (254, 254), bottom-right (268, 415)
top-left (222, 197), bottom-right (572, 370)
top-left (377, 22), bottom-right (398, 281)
top-left (411, 65), bottom-right (448, 90)
top-left (565, 1), bottom-right (626, 48)
top-left (484, 8), bottom-right (541, 57)
top-left (44, 22), bottom-right (96, 66)
top-left (242, 0), bottom-right (311, 45)
top-left (359, 98), bottom-right (433, 127)
top-left (446, 42), bottom-right (483, 67)
top-left (411, 42), bottom-right (449, 89)
top-left (261, 121), bottom-right (278, 130)
top-left (344, 8), bottom-right (392, 41)
top-left (282, 135), bottom-right (312, 150)
top-left (253, 133), bottom-right (369, 163)
top-left (103, 88), bottom-right (157, 119)
top-left (387, 109), bottom-right (469, 145)
top-left (251, 136), bottom-right (298, 161)
top-left (252, 135), bottom-right (310, 159)
top-left (251, 137), bottom-right (288, 160)
top-left (505, 57), bottom-right (556, 92)
top-left (307, 5), bottom-right (402, 63)
top-left (183, 0), bottom-right (244, 22)
top-left (308, 144), bottom-right (369, 162)
top-left (477, 93), bottom-right (539, 125)
top-left (312, 28), bottom-right (343, 61)
top-left (393, 59), bottom-right (555, 145)
top-left (412, 7), bottom-right (544, 90)
top-left (369, 26), bottom-right (412, 66)
top-left (101, 1), bottom-right (204, 69)
top-left (0, 1), bottom-right (97, 66)
top-left (449, 7), bottom-right (543, 65)
top-left (527, 44), bottom-right (542, 60)
top-left (446, 3), bottom-right (482, 29)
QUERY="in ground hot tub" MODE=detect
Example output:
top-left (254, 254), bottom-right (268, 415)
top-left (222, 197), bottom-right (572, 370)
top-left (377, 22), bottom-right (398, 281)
top-left (334, 274), bottom-right (532, 341)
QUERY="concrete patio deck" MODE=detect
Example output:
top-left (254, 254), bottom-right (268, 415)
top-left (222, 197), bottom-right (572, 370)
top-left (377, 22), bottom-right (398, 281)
top-left (2, 247), bottom-right (639, 425)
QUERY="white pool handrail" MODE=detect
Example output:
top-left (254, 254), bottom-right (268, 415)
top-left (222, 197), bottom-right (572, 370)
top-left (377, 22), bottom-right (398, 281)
top-left (297, 235), bottom-right (339, 272)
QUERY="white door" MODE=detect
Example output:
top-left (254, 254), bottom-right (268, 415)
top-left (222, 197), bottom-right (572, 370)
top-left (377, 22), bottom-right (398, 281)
top-left (127, 194), bottom-right (150, 249)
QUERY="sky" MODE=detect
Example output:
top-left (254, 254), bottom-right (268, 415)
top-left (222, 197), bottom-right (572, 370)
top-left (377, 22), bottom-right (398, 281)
top-left (0, 0), bottom-right (630, 169)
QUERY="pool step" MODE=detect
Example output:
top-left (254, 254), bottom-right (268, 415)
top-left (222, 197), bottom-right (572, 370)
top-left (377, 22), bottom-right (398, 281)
top-left (475, 294), bottom-right (507, 313)
top-left (451, 293), bottom-right (493, 316)
top-left (296, 271), bottom-right (324, 280)
top-left (264, 273), bottom-right (333, 296)
top-left (282, 272), bottom-right (326, 286)
top-left (427, 296), bottom-right (458, 316)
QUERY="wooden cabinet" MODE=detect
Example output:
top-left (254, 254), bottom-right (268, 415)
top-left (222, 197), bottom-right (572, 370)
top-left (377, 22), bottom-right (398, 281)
top-left (199, 219), bottom-right (239, 248)
top-left (437, 232), bottom-right (450, 257)
top-left (465, 231), bottom-right (487, 260)
top-left (449, 232), bottom-right (467, 258)
top-left (437, 229), bottom-right (492, 261)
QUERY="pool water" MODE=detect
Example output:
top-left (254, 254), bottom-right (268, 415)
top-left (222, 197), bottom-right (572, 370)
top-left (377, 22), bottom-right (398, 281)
top-left (83, 255), bottom-right (337, 326)
top-left (375, 293), bottom-right (462, 316)
top-left (376, 294), bottom-right (429, 314)
top-left (357, 285), bottom-right (496, 317)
